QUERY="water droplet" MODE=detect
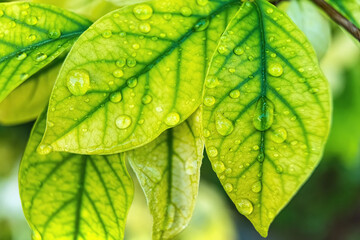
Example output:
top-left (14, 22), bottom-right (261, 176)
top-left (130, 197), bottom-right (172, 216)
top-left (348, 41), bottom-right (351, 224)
top-left (257, 152), bottom-right (265, 162)
top-left (271, 127), bottom-right (287, 143)
top-left (165, 112), bottom-right (180, 126)
top-left (195, 18), bottom-right (210, 31)
top-left (213, 161), bottom-right (226, 173)
top-left (16, 52), bottom-right (27, 60)
top-left (127, 58), bottom-right (137, 67)
top-left (203, 95), bottom-right (215, 106)
top-left (266, 8), bottom-right (274, 14)
top-left (132, 43), bottom-right (140, 49)
top-left (217, 45), bottom-right (228, 55)
top-left (20, 73), bottom-right (29, 81)
top-left (26, 16), bottom-right (38, 25)
top-left (127, 77), bottom-right (138, 88)
top-left (253, 97), bottom-right (274, 131)
top-left (229, 89), bottom-right (240, 99)
top-left (142, 94), bottom-right (152, 104)
top-left (251, 181), bottom-right (262, 193)
top-left (36, 144), bottom-right (53, 155)
top-left (234, 46), bottom-right (244, 55)
top-left (116, 115), bottom-right (132, 129)
top-left (248, 55), bottom-right (254, 61)
top-left (116, 58), bottom-right (126, 68)
top-left (203, 129), bottom-right (210, 137)
top-left (163, 13), bottom-right (172, 20)
top-left (197, 0), bottom-right (208, 6)
top-left (253, 145), bottom-right (259, 150)
top-left (133, 4), bottom-right (153, 20)
top-left (48, 29), bottom-right (61, 39)
top-left (66, 69), bottom-right (91, 96)
top-left (216, 112), bottom-right (234, 136)
top-left (224, 183), bottom-right (233, 192)
top-left (113, 69), bottom-right (124, 78)
top-left (139, 23), bottom-right (151, 33)
top-left (205, 75), bottom-right (219, 88)
top-left (276, 165), bottom-right (283, 173)
top-left (237, 199), bottom-right (253, 215)
top-left (110, 92), bottom-right (122, 103)
top-left (180, 7), bottom-right (192, 17)
top-left (208, 146), bottom-right (219, 157)
top-left (102, 30), bottom-right (112, 38)
top-left (268, 63), bottom-right (283, 77)
top-left (35, 52), bottom-right (47, 62)
top-left (27, 34), bottom-right (36, 41)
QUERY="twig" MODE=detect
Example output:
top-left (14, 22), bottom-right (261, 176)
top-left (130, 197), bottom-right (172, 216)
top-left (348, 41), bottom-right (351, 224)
top-left (311, 0), bottom-right (360, 42)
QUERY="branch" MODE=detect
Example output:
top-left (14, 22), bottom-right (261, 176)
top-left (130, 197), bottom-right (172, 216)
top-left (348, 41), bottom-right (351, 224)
top-left (311, 0), bottom-right (360, 42)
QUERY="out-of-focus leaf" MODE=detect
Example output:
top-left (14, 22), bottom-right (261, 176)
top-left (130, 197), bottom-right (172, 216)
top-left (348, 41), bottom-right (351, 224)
top-left (0, 2), bottom-right (91, 103)
top-left (128, 110), bottom-right (204, 239)
top-left (19, 111), bottom-right (134, 240)
top-left (284, 0), bottom-right (331, 59)
top-left (40, 0), bottom-right (240, 154)
top-left (0, 58), bottom-right (62, 125)
top-left (202, 0), bottom-right (331, 237)
top-left (326, 0), bottom-right (360, 28)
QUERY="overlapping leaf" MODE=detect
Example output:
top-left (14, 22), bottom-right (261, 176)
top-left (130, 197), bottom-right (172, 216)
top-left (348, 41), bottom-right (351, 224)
top-left (40, 0), bottom-right (240, 154)
top-left (327, 0), bottom-right (360, 28)
top-left (202, 0), bottom-right (331, 237)
top-left (19, 111), bottom-right (133, 240)
top-left (128, 110), bottom-right (204, 240)
top-left (0, 2), bottom-right (91, 103)
top-left (0, 57), bottom-right (63, 125)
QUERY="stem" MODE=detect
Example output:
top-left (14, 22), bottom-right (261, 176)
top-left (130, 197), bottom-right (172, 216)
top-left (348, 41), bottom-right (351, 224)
top-left (311, 0), bottom-right (360, 42)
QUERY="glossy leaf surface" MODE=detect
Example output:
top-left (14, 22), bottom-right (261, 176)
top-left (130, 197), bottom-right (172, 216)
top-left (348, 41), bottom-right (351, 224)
top-left (202, 0), bottom-right (331, 236)
top-left (19, 111), bottom-right (133, 240)
top-left (40, 0), bottom-right (240, 154)
top-left (0, 2), bottom-right (91, 103)
top-left (128, 110), bottom-right (204, 239)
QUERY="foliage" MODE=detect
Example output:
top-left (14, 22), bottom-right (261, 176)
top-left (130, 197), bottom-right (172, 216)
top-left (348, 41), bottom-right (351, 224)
top-left (1, 0), bottom-right (359, 239)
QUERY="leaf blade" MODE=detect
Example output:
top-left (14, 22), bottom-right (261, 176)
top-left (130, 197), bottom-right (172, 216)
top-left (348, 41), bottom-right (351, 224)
top-left (202, 0), bottom-right (331, 237)
top-left (19, 111), bottom-right (134, 240)
top-left (128, 110), bottom-right (204, 240)
top-left (0, 2), bottom-right (91, 103)
top-left (40, 0), bottom-right (240, 154)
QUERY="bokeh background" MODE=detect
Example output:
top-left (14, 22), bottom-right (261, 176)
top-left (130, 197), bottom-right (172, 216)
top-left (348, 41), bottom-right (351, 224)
top-left (1, 0), bottom-right (360, 239)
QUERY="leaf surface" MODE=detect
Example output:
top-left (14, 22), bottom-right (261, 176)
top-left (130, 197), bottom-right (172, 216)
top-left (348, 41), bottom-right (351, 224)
top-left (327, 0), bottom-right (360, 28)
top-left (19, 111), bottom-right (133, 240)
top-left (128, 110), bottom-right (204, 240)
top-left (40, 0), bottom-right (240, 154)
top-left (0, 2), bottom-right (91, 103)
top-left (202, 0), bottom-right (331, 237)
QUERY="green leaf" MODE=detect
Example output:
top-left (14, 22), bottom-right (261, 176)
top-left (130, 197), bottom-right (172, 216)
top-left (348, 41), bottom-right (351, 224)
top-left (0, 57), bottom-right (63, 125)
top-left (128, 110), bottom-right (204, 239)
top-left (326, 0), bottom-right (360, 28)
top-left (40, 0), bottom-right (240, 154)
top-left (284, 0), bottom-right (331, 59)
top-left (0, 2), bottom-right (91, 103)
top-left (19, 110), bottom-right (134, 240)
top-left (202, 0), bottom-right (331, 237)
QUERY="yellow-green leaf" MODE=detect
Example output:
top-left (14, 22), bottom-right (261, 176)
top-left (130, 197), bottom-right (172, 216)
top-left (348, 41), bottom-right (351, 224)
top-left (128, 110), bottom-right (204, 240)
top-left (0, 57), bottom-right (62, 125)
top-left (202, 0), bottom-right (331, 237)
top-left (40, 0), bottom-right (240, 154)
top-left (0, 2), bottom-right (91, 103)
top-left (19, 110), bottom-right (134, 240)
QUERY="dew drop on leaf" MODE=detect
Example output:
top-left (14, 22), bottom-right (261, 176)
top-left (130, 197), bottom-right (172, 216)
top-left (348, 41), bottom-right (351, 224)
top-left (180, 7), bottom-right (192, 17)
top-left (48, 29), bottom-right (61, 39)
top-left (26, 16), bottom-right (38, 25)
top-left (35, 52), bottom-right (47, 62)
top-left (164, 112), bottom-right (180, 126)
top-left (213, 161), bottom-right (225, 173)
top-left (66, 69), bottom-right (90, 96)
top-left (113, 69), bottom-right (124, 78)
top-left (268, 62), bottom-right (283, 77)
top-left (237, 199), bottom-right (254, 215)
top-left (196, 0), bottom-right (208, 6)
top-left (257, 152), bottom-right (265, 162)
top-left (20, 73), bottom-right (29, 81)
top-left (115, 115), bottom-right (132, 129)
top-left (16, 52), bottom-right (27, 61)
top-left (203, 129), bottom-right (211, 138)
top-left (36, 144), bottom-right (53, 155)
top-left (102, 30), bottom-right (112, 38)
top-left (253, 97), bottom-right (274, 131)
top-left (27, 34), bottom-right (36, 41)
top-left (224, 183), bottom-right (233, 192)
top-left (133, 4), bottom-right (153, 20)
top-left (110, 92), bottom-right (122, 103)
top-left (116, 58), bottom-right (126, 68)
top-left (205, 75), bottom-right (219, 88)
top-left (141, 94), bottom-right (152, 104)
top-left (271, 127), bottom-right (288, 143)
top-left (139, 23), bottom-right (151, 33)
top-left (127, 77), bottom-right (138, 88)
top-left (233, 46), bottom-right (244, 55)
top-left (229, 89), bottom-right (240, 99)
top-left (203, 95), bottom-right (215, 106)
top-left (195, 18), bottom-right (210, 31)
top-left (127, 58), bottom-right (137, 67)
top-left (215, 112), bottom-right (234, 136)
top-left (208, 146), bottom-right (219, 157)
top-left (251, 181), bottom-right (262, 193)
top-left (163, 13), bottom-right (172, 20)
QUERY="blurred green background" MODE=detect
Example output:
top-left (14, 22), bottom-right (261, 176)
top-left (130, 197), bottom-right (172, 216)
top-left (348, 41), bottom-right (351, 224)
top-left (1, 0), bottom-right (360, 239)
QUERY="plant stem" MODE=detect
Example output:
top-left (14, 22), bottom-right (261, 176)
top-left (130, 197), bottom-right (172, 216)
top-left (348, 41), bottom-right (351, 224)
top-left (310, 0), bottom-right (360, 42)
